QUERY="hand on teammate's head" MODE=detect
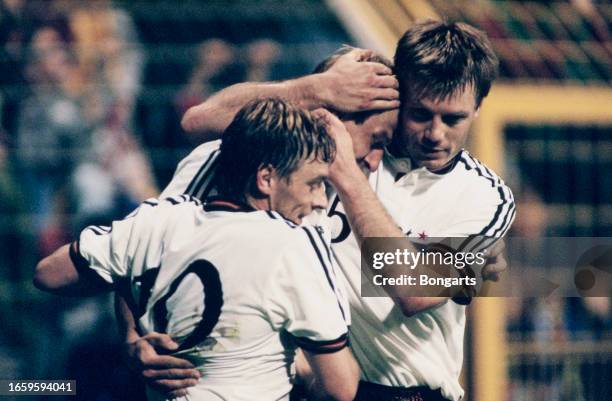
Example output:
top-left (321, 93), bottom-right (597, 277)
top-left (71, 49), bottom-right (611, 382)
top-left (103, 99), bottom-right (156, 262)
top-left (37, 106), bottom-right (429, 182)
top-left (312, 108), bottom-right (360, 181)
top-left (320, 48), bottom-right (399, 113)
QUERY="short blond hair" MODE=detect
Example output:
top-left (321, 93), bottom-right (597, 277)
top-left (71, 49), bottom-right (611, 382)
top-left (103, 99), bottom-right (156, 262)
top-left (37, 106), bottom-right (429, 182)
top-left (216, 98), bottom-right (336, 200)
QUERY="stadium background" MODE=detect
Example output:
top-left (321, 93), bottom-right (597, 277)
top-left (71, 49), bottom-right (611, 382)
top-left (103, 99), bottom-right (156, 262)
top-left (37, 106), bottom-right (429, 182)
top-left (0, 0), bottom-right (610, 400)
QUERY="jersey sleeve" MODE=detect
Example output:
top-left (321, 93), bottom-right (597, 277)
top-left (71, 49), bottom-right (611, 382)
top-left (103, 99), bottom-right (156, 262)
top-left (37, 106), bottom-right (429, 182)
top-left (449, 183), bottom-right (516, 253)
top-left (265, 225), bottom-right (349, 354)
top-left (77, 197), bottom-right (192, 286)
top-left (443, 183), bottom-right (515, 305)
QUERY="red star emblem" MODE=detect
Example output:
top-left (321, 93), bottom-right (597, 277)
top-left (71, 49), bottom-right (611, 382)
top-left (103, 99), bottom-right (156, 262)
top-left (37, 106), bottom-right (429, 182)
top-left (418, 231), bottom-right (428, 239)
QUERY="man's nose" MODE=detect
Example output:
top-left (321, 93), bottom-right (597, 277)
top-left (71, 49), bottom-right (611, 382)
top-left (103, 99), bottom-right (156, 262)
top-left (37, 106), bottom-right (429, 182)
top-left (425, 115), bottom-right (445, 142)
top-left (363, 149), bottom-right (384, 172)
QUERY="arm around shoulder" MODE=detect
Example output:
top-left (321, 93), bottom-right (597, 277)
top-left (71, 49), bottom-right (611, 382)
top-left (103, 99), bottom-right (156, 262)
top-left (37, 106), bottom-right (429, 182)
top-left (180, 76), bottom-right (327, 140)
top-left (34, 242), bottom-right (110, 296)
top-left (33, 244), bottom-right (77, 294)
top-left (181, 48), bottom-right (399, 140)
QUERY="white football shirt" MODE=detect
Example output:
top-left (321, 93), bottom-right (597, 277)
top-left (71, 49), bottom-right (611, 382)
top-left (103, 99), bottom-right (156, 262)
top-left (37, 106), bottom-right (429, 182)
top-left (160, 140), bottom-right (221, 199)
top-left (328, 151), bottom-right (515, 401)
top-left (75, 196), bottom-right (349, 401)
top-left (159, 141), bottom-right (515, 401)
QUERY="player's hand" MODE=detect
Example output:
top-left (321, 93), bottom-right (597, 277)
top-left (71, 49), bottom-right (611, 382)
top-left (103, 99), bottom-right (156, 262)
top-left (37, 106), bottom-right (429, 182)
top-left (313, 109), bottom-right (360, 184)
top-left (320, 48), bottom-right (399, 113)
top-left (124, 332), bottom-right (200, 398)
top-left (481, 239), bottom-right (507, 282)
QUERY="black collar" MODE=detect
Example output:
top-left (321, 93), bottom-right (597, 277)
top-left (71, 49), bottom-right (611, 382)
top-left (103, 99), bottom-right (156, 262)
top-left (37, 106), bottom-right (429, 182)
top-left (429, 151), bottom-right (462, 175)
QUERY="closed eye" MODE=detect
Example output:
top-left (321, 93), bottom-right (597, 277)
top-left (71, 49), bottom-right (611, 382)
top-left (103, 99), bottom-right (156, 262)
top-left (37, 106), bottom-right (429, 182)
top-left (442, 114), bottom-right (467, 127)
top-left (408, 107), bottom-right (433, 123)
top-left (308, 178), bottom-right (327, 191)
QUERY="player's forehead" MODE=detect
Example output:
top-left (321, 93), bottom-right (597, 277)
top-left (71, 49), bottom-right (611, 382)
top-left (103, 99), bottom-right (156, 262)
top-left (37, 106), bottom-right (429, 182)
top-left (404, 86), bottom-right (478, 114)
top-left (367, 109), bottom-right (398, 127)
top-left (345, 109), bottom-right (397, 140)
top-left (289, 157), bottom-right (329, 181)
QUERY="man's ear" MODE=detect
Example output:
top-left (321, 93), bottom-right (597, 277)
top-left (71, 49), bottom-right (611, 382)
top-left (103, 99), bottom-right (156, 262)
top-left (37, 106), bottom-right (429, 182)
top-left (474, 104), bottom-right (481, 118)
top-left (256, 165), bottom-right (276, 196)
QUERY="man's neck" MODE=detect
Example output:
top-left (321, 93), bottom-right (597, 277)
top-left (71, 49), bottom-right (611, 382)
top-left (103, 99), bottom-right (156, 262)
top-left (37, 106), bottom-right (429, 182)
top-left (246, 195), bottom-right (269, 212)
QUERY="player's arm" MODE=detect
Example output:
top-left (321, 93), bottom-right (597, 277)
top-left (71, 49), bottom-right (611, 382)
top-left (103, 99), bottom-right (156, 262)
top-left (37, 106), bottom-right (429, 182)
top-left (181, 48), bottom-right (399, 141)
top-left (34, 242), bottom-right (111, 296)
top-left (116, 294), bottom-right (201, 398)
top-left (301, 347), bottom-right (359, 401)
top-left (332, 163), bottom-right (446, 316)
top-left (324, 111), bottom-right (512, 314)
top-left (316, 110), bottom-right (445, 316)
top-left (334, 160), bottom-right (508, 314)
top-left (35, 201), bottom-right (156, 297)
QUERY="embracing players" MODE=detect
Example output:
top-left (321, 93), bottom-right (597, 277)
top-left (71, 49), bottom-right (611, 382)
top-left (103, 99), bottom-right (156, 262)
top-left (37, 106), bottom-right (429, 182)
top-left (34, 98), bottom-right (359, 401)
top-left (142, 20), bottom-right (514, 401)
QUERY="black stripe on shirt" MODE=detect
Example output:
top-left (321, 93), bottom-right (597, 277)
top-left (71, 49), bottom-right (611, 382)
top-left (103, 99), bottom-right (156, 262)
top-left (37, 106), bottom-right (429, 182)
top-left (302, 226), bottom-right (335, 290)
top-left (301, 226), bottom-right (347, 322)
top-left (163, 194), bottom-right (201, 206)
top-left (166, 196), bottom-right (180, 205)
top-left (456, 153), bottom-right (516, 240)
top-left (464, 199), bottom-right (515, 253)
top-left (293, 332), bottom-right (349, 354)
top-left (185, 151), bottom-right (219, 198)
top-left (477, 159), bottom-right (502, 187)
top-left (496, 206), bottom-right (516, 238)
top-left (490, 197), bottom-right (515, 238)
top-left (313, 226), bottom-right (334, 272)
top-left (478, 186), bottom-right (515, 237)
top-left (466, 153), bottom-right (501, 186)
top-left (457, 234), bottom-right (479, 253)
top-left (459, 235), bottom-right (498, 255)
top-left (197, 160), bottom-right (220, 200)
top-left (264, 210), bottom-right (297, 228)
top-left (87, 225), bottom-right (112, 236)
top-left (459, 154), bottom-right (496, 188)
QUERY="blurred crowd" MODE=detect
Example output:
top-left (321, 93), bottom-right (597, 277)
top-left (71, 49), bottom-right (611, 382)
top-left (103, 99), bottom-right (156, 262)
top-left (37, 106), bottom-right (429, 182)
top-left (1, 0), bottom-right (154, 263)
top-left (0, 0), bottom-right (286, 265)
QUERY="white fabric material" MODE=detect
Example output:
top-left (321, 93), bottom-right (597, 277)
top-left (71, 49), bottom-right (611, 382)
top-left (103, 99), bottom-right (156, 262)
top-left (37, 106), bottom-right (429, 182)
top-left (152, 141), bottom-right (515, 401)
top-left (159, 140), bottom-right (221, 199)
top-left (79, 197), bottom-right (348, 401)
top-left (330, 150), bottom-right (514, 401)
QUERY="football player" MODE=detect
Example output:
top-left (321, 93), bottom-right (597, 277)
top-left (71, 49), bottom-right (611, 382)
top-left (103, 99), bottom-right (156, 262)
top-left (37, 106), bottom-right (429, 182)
top-left (34, 98), bottom-right (359, 401)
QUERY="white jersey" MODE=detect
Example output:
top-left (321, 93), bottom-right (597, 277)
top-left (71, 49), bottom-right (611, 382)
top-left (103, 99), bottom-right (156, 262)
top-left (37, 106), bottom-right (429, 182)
top-left (328, 150), bottom-right (515, 401)
top-left (162, 142), bottom-right (515, 401)
top-left (75, 196), bottom-right (349, 401)
top-left (161, 141), bottom-right (349, 323)
top-left (159, 140), bottom-right (222, 199)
